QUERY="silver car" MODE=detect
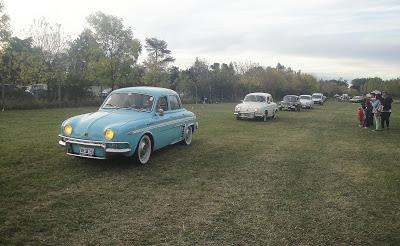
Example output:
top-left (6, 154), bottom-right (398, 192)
top-left (299, 95), bottom-right (314, 109)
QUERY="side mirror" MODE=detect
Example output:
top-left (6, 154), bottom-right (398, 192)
top-left (157, 108), bottom-right (164, 116)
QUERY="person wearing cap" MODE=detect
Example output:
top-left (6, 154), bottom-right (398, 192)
top-left (371, 93), bottom-right (383, 131)
top-left (381, 91), bottom-right (393, 130)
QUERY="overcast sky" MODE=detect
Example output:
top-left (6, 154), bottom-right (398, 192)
top-left (4, 0), bottom-right (400, 80)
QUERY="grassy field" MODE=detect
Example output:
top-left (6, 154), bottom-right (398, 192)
top-left (1, 101), bottom-right (400, 244)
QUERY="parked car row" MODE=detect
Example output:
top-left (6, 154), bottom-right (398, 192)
top-left (234, 92), bottom-right (325, 120)
top-left (334, 94), bottom-right (366, 103)
top-left (58, 87), bottom-right (326, 164)
top-left (276, 92), bottom-right (325, 111)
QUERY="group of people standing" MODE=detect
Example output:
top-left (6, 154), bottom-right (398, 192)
top-left (357, 91), bottom-right (393, 131)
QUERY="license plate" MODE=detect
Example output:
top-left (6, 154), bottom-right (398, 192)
top-left (80, 147), bottom-right (94, 156)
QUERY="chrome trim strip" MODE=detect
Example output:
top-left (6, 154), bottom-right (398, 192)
top-left (105, 148), bottom-right (131, 153)
top-left (66, 139), bottom-right (105, 148)
top-left (59, 140), bottom-right (66, 146)
top-left (58, 135), bottom-right (129, 145)
top-left (66, 152), bottom-right (106, 160)
top-left (127, 116), bottom-right (196, 135)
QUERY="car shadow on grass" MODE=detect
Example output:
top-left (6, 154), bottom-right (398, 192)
top-left (74, 140), bottom-right (198, 170)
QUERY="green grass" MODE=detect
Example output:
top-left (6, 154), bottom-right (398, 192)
top-left (1, 102), bottom-right (399, 244)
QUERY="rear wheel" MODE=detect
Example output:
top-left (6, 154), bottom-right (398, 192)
top-left (272, 110), bottom-right (277, 119)
top-left (135, 135), bottom-right (152, 165)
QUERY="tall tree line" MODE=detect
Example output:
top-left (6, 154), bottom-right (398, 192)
top-left (0, 2), bottom-right (399, 109)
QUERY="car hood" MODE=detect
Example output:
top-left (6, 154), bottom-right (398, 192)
top-left (236, 102), bottom-right (264, 111)
top-left (64, 109), bottom-right (152, 141)
top-left (300, 99), bottom-right (312, 103)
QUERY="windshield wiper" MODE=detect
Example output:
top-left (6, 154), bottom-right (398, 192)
top-left (103, 103), bottom-right (120, 109)
top-left (120, 106), bottom-right (139, 111)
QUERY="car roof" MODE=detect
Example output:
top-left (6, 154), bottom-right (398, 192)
top-left (246, 92), bottom-right (272, 97)
top-left (299, 95), bottom-right (312, 97)
top-left (284, 95), bottom-right (298, 97)
top-left (112, 86), bottom-right (178, 96)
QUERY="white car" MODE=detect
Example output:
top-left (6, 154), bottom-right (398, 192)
top-left (312, 93), bottom-right (324, 105)
top-left (299, 95), bottom-right (314, 109)
top-left (234, 93), bottom-right (278, 121)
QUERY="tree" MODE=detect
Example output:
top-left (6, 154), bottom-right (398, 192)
top-left (144, 38), bottom-right (174, 68)
top-left (143, 38), bottom-right (175, 86)
top-left (0, 0), bottom-right (10, 110)
top-left (1, 37), bottom-right (47, 85)
top-left (29, 18), bottom-right (69, 101)
top-left (87, 11), bottom-right (142, 90)
top-left (65, 29), bottom-right (100, 100)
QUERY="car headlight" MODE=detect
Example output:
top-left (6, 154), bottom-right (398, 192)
top-left (104, 129), bottom-right (114, 140)
top-left (235, 105), bottom-right (240, 111)
top-left (63, 124), bottom-right (72, 135)
top-left (255, 108), bottom-right (260, 113)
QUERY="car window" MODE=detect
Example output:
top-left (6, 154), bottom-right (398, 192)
top-left (284, 95), bottom-right (298, 102)
top-left (102, 93), bottom-right (154, 111)
top-left (169, 95), bottom-right (182, 110)
top-left (157, 96), bottom-right (169, 111)
top-left (244, 95), bottom-right (266, 102)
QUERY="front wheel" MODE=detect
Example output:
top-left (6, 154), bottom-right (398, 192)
top-left (182, 126), bottom-right (193, 145)
top-left (135, 135), bottom-right (152, 165)
top-left (263, 111), bottom-right (268, 121)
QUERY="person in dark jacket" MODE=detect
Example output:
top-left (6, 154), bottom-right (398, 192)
top-left (381, 91), bottom-right (393, 129)
top-left (363, 98), bottom-right (373, 128)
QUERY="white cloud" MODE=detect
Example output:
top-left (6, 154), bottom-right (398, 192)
top-left (4, 0), bottom-right (400, 80)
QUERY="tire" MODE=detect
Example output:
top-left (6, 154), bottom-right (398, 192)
top-left (263, 111), bottom-right (268, 121)
top-left (182, 126), bottom-right (193, 145)
top-left (272, 110), bottom-right (277, 119)
top-left (134, 134), bottom-right (152, 165)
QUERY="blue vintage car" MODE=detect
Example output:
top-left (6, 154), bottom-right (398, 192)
top-left (59, 87), bottom-right (198, 164)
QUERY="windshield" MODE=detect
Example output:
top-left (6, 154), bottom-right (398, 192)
top-left (300, 96), bottom-right (311, 100)
top-left (283, 95), bottom-right (298, 102)
top-left (102, 93), bottom-right (154, 111)
top-left (244, 95), bottom-right (266, 102)
top-left (312, 95), bottom-right (322, 99)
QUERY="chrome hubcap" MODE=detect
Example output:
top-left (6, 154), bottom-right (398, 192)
top-left (184, 127), bottom-right (192, 144)
top-left (138, 136), bottom-right (151, 163)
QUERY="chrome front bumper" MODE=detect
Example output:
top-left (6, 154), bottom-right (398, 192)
top-left (58, 135), bottom-right (131, 159)
top-left (234, 111), bottom-right (260, 118)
